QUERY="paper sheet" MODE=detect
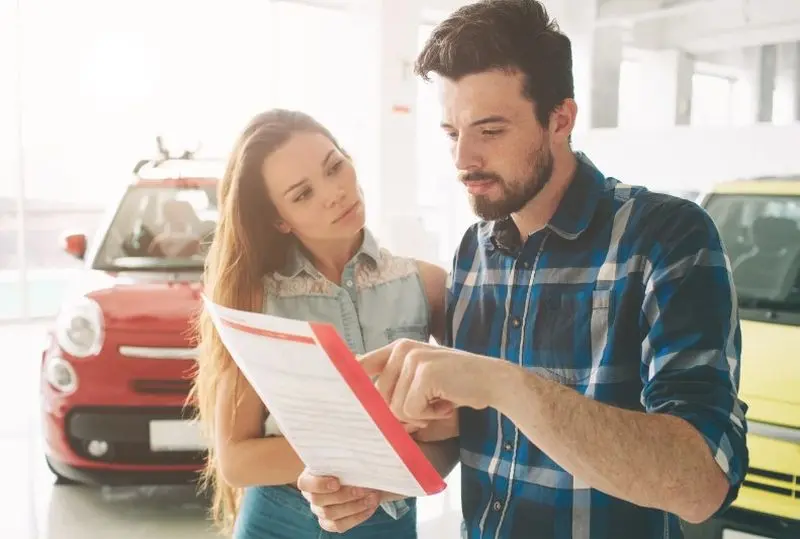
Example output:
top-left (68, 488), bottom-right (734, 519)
top-left (203, 296), bottom-right (446, 498)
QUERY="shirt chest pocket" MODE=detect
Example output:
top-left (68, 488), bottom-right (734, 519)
top-left (362, 322), bottom-right (431, 353)
top-left (385, 323), bottom-right (430, 343)
top-left (527, 288), bottom-right (612, 385)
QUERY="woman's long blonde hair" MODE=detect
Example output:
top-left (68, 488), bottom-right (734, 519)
top-left (189, 109), bottom-right (345, 535)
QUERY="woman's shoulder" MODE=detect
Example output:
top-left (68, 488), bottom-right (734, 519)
top-left (368, 247), bottom-right (447, 300)
top-left (357, 247), bottom-right (418, 289)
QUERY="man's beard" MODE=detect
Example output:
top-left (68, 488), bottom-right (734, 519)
top-left (465, 144), bottom-right (554, 222)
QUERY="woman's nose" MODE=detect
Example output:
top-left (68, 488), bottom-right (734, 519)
top-left (324, 183), bottom-right (347, 208)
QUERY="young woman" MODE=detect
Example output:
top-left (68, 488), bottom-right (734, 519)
top-left (192, 109), bottom-right (451, 538)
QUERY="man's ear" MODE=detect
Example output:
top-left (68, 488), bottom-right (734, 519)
top-left (549, 98), bottom-right (577, 144)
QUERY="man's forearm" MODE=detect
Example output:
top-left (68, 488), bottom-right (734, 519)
top-left (491, 363), bottom-right (729, 523)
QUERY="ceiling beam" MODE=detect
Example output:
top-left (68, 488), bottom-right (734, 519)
top-left (655, 0), bottom-right (800, 52)
top-left (611, 0), bottom-right (800, 53)
top-left (596, 0), bottom-right (725, 27)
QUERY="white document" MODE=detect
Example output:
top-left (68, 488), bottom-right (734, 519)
top-left (202, 296), bottom-right (446, 498)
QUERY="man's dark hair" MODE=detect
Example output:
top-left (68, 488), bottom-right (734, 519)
top-left (415, 0), bottom-right (573, 128)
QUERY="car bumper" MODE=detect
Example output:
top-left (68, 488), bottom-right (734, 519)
top-left (43, 404), bottom-right (206, 484)
top-left (46, 456), bottom-right (201, 486)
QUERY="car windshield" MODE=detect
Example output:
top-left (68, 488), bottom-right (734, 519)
top-left (705, 193), bottom-right (800, 313)
top-left (93, 183), bottom-right (217, 271)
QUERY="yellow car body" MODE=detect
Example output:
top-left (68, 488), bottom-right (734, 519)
top-left (691, 177), bottom-right (800, 538)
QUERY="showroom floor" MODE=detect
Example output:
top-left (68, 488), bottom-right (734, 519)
top-left (1, 322), bottom-right (463, 539)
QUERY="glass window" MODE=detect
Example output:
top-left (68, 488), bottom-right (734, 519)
top-left (270, 2), bottom-right (378, 221)
top-left (691, 73), bottom-right (734, 126)
top-left (0, 208), bottom-right (22, 320)
top-left (92, 183), bottom-right (217, 271)
top-left (772, 73), bottom-right (796, 125)
top-left (705, 193), bottom-right (800, 313)
top-left (415, 24), bottom-right (476, 266)
top-left (10, 0), bottom-right (276, 319)
top-left (0, 0), bottom-right (22, 320)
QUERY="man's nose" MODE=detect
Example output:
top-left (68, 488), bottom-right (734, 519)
top-left (453, 136), bottom-right (483, 171)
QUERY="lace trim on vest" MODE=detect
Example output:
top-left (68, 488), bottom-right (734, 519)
top-left (264, 248), bottom-right (417, 298)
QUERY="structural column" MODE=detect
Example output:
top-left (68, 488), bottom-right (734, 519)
top-left (354, 0), bottom-right (437, 258)
top-left (589, 25), bottom-right (624, 128)
top-left (546, 0), bottom-right (603, 132)
top-left (794, 42), bottom-right (800, 122)
top-left (636, 49), bottom-right (695, 126)
top-left (756, 44), bottom-right (777, 123)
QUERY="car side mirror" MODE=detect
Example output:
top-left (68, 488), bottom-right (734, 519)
top-left (62, 232), bottom-right (87, 260)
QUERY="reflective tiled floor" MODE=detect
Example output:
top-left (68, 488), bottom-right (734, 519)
top-left (0, 322), bottom-right (463, 538)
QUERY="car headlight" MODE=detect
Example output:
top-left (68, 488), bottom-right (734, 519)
top-left (55, 297), bottom-right (104, 358)
top-left (44, 355), bottom-right (78, 394)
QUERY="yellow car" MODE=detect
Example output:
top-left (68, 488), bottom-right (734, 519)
top-left (684, 177), bottom-right (800, 539)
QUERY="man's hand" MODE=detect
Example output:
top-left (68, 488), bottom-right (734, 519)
top-left (361, 339), bottom-right (502, 425)
top-left (413, 413), bottom-right (459, 443)
top-left (297, 469), bottom-right (382, 533)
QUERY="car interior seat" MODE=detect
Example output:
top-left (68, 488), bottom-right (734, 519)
top-left (732, 216), bottom-right (800, 302)
top-left (147, 200), bottom-right (202, 258)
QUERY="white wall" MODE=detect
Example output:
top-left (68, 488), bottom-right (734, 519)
top-left (573, 123), bottom-right (800, 192)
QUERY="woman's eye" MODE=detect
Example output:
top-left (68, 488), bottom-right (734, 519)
top-left (294, 189), bottom-right (312, 202)
top-left (328, 160), bottom-right (344, 175)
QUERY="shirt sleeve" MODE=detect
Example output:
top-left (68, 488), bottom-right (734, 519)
top-left (639, 200), bottom-right (749, 515)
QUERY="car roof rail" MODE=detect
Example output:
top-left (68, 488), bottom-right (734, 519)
top-left (749, 174), bottom-right (799, 182)
top-left (132, 136), bottom-right (206, 176)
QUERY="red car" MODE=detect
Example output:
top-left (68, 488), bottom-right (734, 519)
top-left (41, 152), bottom-right (220, 485)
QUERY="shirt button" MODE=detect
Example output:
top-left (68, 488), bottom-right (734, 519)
top-left (511, 317), bottom-right (521, 328)
top-left (345, 279), bottom-right (354, 287)
top-left (503, 441), bottom-right (513, 452)
top-left (493, 500), bottom-right (503, 511)
top-left (523, 261), bottom-right (531, 270)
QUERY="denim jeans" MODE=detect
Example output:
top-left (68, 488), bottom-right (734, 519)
top-left (234, 485), bottom-right (418, 539)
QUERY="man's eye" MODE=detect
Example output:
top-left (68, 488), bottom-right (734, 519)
top-left (482, 129), bottom-right (504, 136)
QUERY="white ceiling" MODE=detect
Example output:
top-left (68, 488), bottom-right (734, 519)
top-left (421, 0), bottom-right (800, 54)
top-left (603, 0), bottom-right (800, 54)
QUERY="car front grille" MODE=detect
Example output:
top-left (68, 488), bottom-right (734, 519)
top-left (130, 379), bottom-right (193, 395)
top-left (66, 406), bottom-right (205, 466)
top-left (743, 467), bottom-right (800, 500)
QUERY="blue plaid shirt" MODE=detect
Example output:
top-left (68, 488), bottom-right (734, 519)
top-left (445, 153), bottom-right (748, 539)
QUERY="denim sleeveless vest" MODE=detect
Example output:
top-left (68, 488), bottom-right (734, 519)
top-left (260, 228), bottom-right (430, 520)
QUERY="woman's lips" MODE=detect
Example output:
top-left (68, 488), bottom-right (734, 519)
top-left (333, 201), bottom-right (360, 223)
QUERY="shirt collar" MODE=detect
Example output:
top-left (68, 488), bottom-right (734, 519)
top-left (481, 152), bottom-right (606, 250)
top-left (546, 152), bottom-right (605, 240)
top-left (279, 228), bottom-right (381, 279)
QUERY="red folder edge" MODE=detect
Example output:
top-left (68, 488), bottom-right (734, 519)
top-left (310, 323), bottom-right (447, 496)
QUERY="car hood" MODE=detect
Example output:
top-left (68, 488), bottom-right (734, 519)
top-left (739, 318), bottom-right (800, 427)
top-left (66, 269), bottom-right (204, 333)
